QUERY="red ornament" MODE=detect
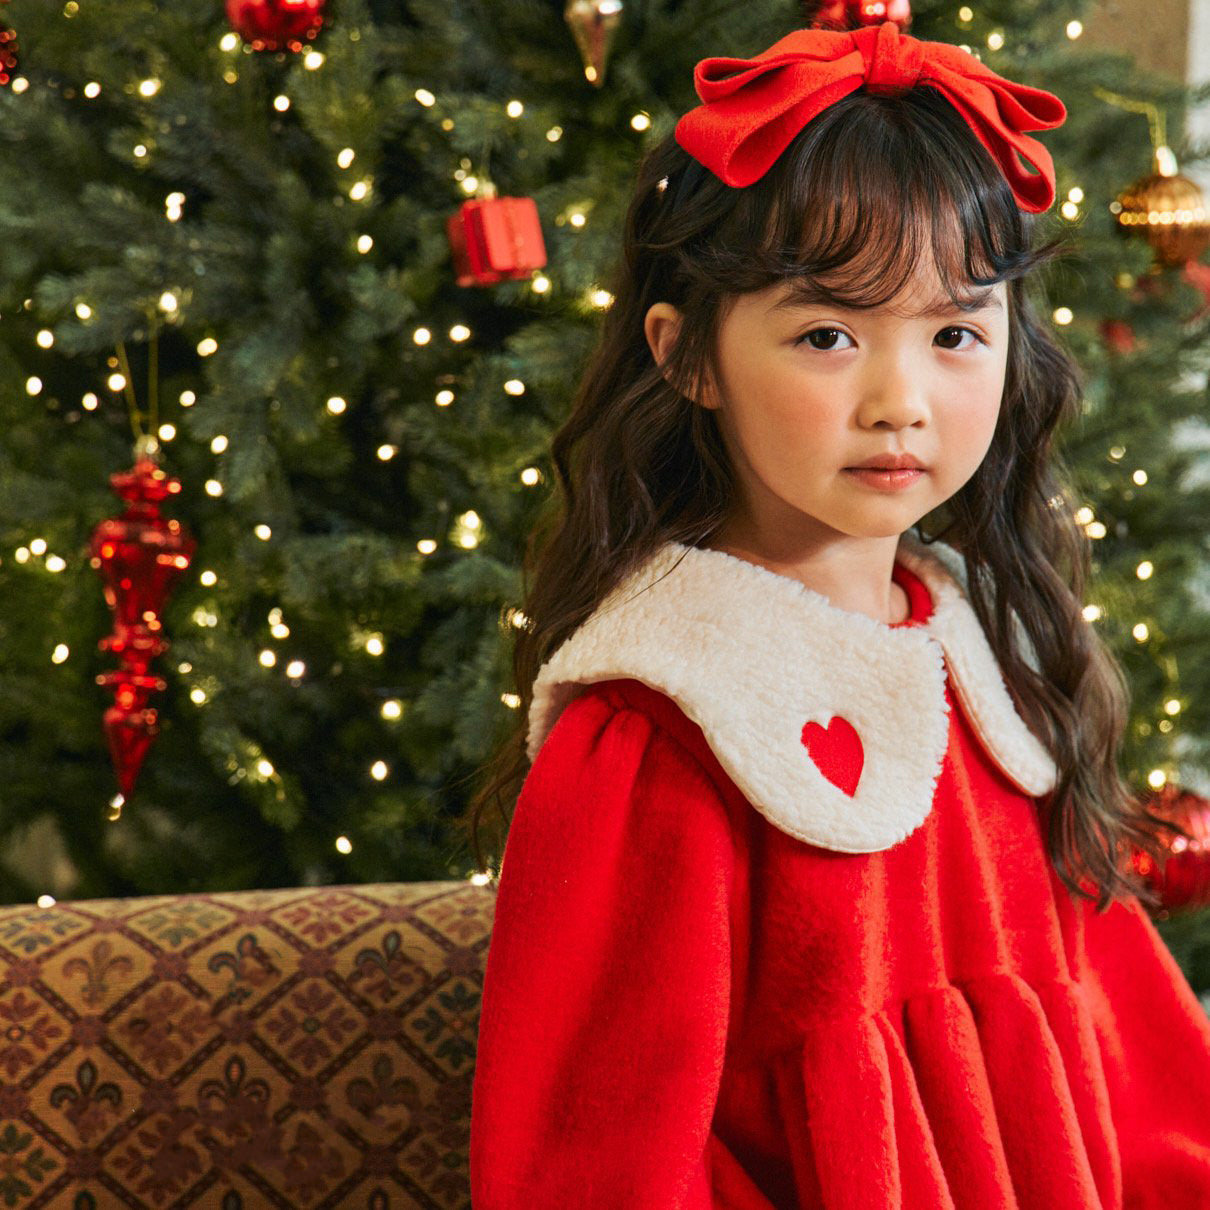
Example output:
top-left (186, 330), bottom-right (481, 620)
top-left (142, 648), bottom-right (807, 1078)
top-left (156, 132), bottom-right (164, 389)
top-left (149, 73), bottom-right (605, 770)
top-left (1183, 257), bottom-right (1210, 323)
top-left (808, 0), bottom-right (911, 30)
top-left (89, 451), bottom-right (195, 800)
top-left (1099, 318), bottom-right (1136, 355)
top-left (225, 0), bottom-right (326, 53)
top-left (447, 194), bottom-right (548, 287)
top-left (0, 0), bottom-right (18, 88)
top-left (1128, 783), bottom-right (1210, 914)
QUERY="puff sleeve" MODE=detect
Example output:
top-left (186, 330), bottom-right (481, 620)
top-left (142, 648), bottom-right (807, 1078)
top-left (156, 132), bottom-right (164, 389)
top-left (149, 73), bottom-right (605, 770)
top-left (1077, 892), bottom-right (1210, 1208)
top-left (469, 689), bottom-right (743, 1209)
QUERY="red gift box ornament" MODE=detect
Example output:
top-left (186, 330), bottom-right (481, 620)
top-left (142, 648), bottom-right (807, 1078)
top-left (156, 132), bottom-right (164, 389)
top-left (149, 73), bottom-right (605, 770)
top-left (447, 185), bottom-right (548, 287)
top-left (89, 443), bottom-right (196, 800)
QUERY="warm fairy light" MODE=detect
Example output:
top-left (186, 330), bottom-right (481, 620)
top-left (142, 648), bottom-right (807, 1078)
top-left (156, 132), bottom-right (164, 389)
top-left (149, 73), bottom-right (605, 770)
top-left (957, 5), bottom-right (973, 19)
top-left (520, 467), bottom-right (541, 485)
top-left (303, 51), bottom-right (324, 69)
top-left (337, 147), bottom-right (355, 168)
top-left (285, 660), bottom-right (305, 678)
top-left (1165, 699), bottom-right (1182, 715)
top-left (178, 661), bottom-right (192, 674)
top-left (190, 688), bottom-right (207, 704)
top-left (381, 699), bottom-right (402, 720)
top-left (192, 607), bottom-right (218, 627)
top-left (413, 328), bottom-right (432, 346)
top-left (1085, 521), bottom-right (1106, 539)
top-left (82, 394), bottom-right (99, 413)
top-left (1052, 307), bottom-right (1073, 325)
top-left (84, 82), bottom-right (101, 98)
top-left (158, 423), bottom-right (176, 441)
top-left (590, 289), bottom-right (614, 309)
top-left (200, 570), bottom-right (217, 586)
top-left (107, 794), bottom-right (124, 821)
top-left (255, 525), bottom-right (272, 540)
top-left (1068, 187), bottom-right (1084, 204)
top-left (107, 373), bottom-right (125, 391)
top-left (450, 324), bottom-right (471, 342)
top-left (502, 692), bottom-right (521, 708)
top-left (365, 635), bottom-right (384, 656)
top-left (51, 644), bottom-right (69, 663)
top-left (436, 389), bottom-right (454, 406)
top-left (370, 761), bottom-right (389, 781)
top-left (133, 145), bottom-right (148, 159)
top-left (568, 211), bottom-right (587, 228)
top-left (37, 895), bottom-right (56, 908)
top-left (349, 179), bottom-right (371, 201)
top-left (531, 275), bottom-right (551, 294)
top-left (1133, 469), bottom-right (1148, 485)
top-left (327, 396), bottom-right (347, 414)
top-left (417, 538), bottom-right (437, 554)
top-left (197, 337), bottom-right (218, 356)
top-left (76, 303), bottom-right (92, 319)
top-left (470, 870), bottom-right (493, 886)
top-left (357, 234), bottom-right (373, 253)
top-left (211, 435), bottom-right (228, 453)
top-left (986, 31), bottom-right (1004, 50)
top-left (180, 390), bottom-right (196, 406)
top-left (1133, 623), bottom-right (1150, 642)
top-left (336, 835), bottom-right (353, 853)
top-left (25, 377), bottom-right (42, 396)
top-left (30, 539), bottom-right (46, 555)
top-left (46, 556), bottom-right (66, 573)
top-left (159, 292), bottom-right (178, 313)
top-left (1060, 201), bottom-right (1079, 219)
top-left (257, 759), bottom-right (274, 777)
top-left (1147, 769), bottom-right (1167, 789)
top-left (11, 79), bottom-right (28, 95)
top-left (205, 479), bottom-right (223, 496)
top-left (260, 649), bottom-right (276, 667)
top-left (503, 379), bottom-right (525, 396)
top-left (377, 444), bottom-right (397, 460)
top-left (271, 623), bottom-right (289, 639)
top-left (1082, 604), bottom-right (1102, 622)
top-left (15, 548), bottom-right (29, 563)
top-left (220, 32), bottom-right (239, 50)
top-left (36, 329), bottom-right (54, 348)
top-left (1074, 507), bottom-right (1094, 524)
top-left (631, 112), bottom-right (651, 131)
top-left (1137, 561), bottom-right (1154, 579)
top-left (459, 176), bottom-right (479, 195)
top-left (139, 78), bottom-right (161, 97)
top-left (274, 95), bottom-right (290, 112)
top-left (1066, 20), bottom-right (1083, 38)
top-left (414, 88), bottom-right (436, 107)
top-left (506, 99), bottom-right (524, 117)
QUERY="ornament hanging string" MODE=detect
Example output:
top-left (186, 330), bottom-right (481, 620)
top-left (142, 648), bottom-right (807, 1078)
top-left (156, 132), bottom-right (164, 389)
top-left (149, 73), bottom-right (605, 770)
top-left (115, 310), bottom-right (160, 447)
top-left (1093, 87), bottom-right (1168, 158)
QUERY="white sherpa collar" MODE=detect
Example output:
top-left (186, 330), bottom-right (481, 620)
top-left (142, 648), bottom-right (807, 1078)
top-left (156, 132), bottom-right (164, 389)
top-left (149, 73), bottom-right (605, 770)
top-left (527, 533), bottom-right (1057, 854)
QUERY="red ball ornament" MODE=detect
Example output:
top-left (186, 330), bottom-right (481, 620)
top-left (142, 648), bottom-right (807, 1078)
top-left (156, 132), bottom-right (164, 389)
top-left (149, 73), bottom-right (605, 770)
top-left (89, 449), bottom-right (195, 800)
top-left (807, 0), bottom-right (911, 30)
top-left (0, 0), bottom-right (18, 88)
top-left (1099, 318), bottom-right (1136, 355)
top-left (1128, 782), bottom-right (1210, 914)
top-left (225, 0), bottom-right (326, 53)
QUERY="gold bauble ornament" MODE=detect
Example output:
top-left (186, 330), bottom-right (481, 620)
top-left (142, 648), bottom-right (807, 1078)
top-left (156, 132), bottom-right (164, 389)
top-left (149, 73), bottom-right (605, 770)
top-left (564, 0), bottom-right (624, 88)
top-left (1113, 146), bottom-right (1210, 268)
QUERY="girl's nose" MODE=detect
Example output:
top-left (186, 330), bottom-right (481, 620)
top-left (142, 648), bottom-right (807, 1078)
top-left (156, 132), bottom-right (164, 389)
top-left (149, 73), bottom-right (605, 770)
top-left (855, 353), bottom-right (932, 429)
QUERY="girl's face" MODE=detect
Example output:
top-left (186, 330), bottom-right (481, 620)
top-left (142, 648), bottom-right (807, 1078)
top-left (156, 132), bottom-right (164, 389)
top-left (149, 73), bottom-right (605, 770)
top-left (645, 264), bottom-right (1010, 555)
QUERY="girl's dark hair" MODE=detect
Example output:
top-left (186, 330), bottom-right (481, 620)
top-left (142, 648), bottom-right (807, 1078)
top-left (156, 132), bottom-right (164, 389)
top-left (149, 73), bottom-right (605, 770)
top-left (460, 83), bottom-right (1185, 913)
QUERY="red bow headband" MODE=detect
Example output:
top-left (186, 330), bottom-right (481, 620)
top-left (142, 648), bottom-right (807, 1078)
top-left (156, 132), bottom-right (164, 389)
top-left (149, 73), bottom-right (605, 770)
top-left (674, 22), bottom-right (1066, 213)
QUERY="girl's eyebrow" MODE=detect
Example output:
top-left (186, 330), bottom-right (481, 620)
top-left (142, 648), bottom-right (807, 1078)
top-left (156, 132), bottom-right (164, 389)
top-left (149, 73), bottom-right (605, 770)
top-left (767, 285), bottom-right (1003, 317)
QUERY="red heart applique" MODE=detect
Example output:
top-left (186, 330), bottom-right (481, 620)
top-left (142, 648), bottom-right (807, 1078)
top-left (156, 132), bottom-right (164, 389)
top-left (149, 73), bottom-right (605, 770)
top-left (801, 715), bottom-right (864, 797)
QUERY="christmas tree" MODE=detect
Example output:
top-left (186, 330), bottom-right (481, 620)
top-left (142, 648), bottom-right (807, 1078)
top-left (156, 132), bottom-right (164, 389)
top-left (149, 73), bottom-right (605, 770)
top-left (0, 0), bottom-right (1207, 999)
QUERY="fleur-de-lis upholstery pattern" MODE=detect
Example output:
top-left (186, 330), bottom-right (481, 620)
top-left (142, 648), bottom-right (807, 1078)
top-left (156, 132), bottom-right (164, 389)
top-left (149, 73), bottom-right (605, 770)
top-left (0, 881), bottom-right (494, 1209)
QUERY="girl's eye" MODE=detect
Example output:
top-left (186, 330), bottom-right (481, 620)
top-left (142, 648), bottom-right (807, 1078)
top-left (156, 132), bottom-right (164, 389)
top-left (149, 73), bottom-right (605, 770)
top-left (795, 326), bottom-right (985, 351)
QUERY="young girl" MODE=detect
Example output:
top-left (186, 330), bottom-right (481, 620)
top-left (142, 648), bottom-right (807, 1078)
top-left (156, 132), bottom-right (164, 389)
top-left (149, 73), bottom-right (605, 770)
top-left (467, 20), bottom-right (1210, 1209)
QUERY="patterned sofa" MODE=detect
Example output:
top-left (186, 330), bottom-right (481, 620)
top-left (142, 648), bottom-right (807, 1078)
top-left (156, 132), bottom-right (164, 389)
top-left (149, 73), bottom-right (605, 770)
top-left (0, 880), bottom-right (495, 1209)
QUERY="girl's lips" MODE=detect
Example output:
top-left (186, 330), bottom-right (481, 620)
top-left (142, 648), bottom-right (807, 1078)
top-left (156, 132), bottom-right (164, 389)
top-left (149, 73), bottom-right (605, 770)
top-left (843, 467), bottom-right (925, 491)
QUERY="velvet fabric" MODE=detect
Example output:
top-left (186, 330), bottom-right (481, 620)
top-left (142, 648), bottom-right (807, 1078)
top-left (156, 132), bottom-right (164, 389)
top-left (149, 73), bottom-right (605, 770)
top-left (470, 561), bottom-right (1210, 1208)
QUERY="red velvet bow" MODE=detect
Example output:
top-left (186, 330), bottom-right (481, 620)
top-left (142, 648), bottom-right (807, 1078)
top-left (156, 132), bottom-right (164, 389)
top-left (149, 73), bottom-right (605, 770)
top-left (674, 22), bottom-right (1066, 213)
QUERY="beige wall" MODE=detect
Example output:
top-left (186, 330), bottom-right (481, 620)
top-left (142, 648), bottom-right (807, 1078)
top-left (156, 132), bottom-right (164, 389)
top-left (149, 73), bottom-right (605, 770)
top-left (1080, 0), bottom-right (1190, 82)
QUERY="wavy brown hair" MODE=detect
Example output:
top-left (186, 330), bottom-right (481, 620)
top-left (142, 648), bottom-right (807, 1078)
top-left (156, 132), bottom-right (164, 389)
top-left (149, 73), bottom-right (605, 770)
top-left (459, 84), bottom-right (1185, 913)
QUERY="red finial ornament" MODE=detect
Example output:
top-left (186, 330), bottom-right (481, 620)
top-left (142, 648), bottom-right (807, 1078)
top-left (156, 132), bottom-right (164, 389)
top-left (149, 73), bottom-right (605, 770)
top-left (809, 0), bottom-right (912, 31)
top-left (225, 0), bottom-right (326, 53)
top-left (89, 440), bottom-right (196, 800)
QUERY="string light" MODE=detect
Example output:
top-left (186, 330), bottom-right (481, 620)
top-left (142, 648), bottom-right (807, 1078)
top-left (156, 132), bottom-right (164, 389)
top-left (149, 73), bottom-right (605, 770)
top-left (381, 699), bottom-right (402, 720)
top-left (436, 389), bottom-right (454, 406)
top-left (337, 147), bottom-right (356, 168)
top-left (200, 570), bottom-right (217, 586)
top-left (36, 329), bottom-right (54, 348)
top-left (1066, 20), bottom-right (1083, 39)
top-left (1133, 623), bottom-right (1150, 642)
top-left (25, 377), bottom-right (42, 395)
top-left (335, 835), bottom-right (353, 853)
top-left (1136, 561), bottom-right (1154, 579)
top-left (259, 650), bottom-right (276, 667)
top-left (370, 761), bottom-right (388, 780)
top-left (506, 100), bottom-right (523, 118)
top-left (211, 435), bottom-right (228, 453)
top-left (417, 539), bottom-right (437, 554)
top-left (1052, 307), bottom-right (1073, 325)
top-left (303, 51), bottom-right (324, 70)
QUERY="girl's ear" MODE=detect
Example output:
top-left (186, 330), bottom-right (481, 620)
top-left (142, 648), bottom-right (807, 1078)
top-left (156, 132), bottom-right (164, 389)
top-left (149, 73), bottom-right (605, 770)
top-left (643, 302), bottom-right (718, 408)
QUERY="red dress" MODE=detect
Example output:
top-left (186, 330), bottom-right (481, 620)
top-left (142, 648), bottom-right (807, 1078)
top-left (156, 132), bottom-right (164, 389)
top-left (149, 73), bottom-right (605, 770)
top-left (470, 556), bottom-right (1210, 1209)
